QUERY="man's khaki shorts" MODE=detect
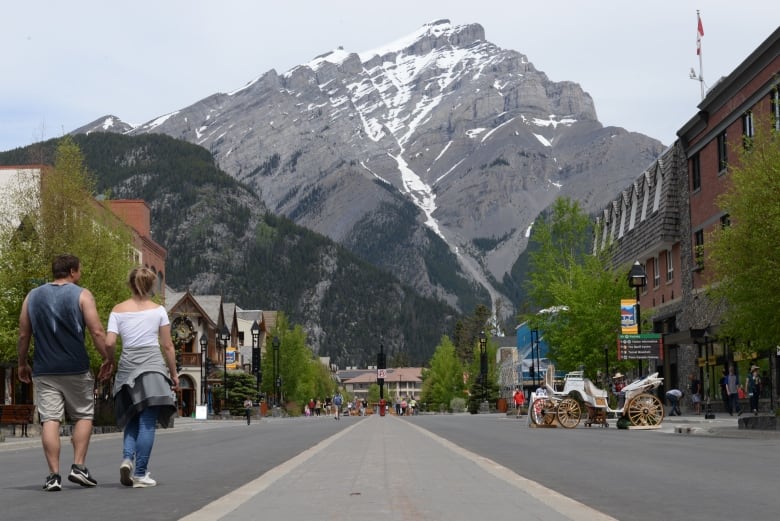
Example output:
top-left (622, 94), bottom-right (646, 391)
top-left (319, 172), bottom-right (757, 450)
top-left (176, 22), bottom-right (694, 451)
top-left (33, 372), bottom-right (95, 423)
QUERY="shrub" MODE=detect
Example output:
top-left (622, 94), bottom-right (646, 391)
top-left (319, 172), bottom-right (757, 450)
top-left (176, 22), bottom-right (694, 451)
top-left (450, 397), bottom-right (466, 413)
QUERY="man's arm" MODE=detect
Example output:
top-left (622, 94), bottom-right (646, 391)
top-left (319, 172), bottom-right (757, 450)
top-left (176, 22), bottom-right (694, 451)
top-left (16, 296), bottom-right (33, 383)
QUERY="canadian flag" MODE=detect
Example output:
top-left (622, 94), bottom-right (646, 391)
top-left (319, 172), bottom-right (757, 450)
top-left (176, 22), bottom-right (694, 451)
top-left (696, 15), bottom-right (704, 55)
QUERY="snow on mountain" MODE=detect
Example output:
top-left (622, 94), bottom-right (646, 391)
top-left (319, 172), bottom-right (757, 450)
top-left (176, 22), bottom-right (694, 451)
top-left (76, 19), bottom-right (665, 318)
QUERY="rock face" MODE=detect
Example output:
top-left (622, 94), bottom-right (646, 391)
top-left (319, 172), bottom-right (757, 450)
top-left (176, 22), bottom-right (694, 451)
top-left (79, 20), bottom-right (665, 315)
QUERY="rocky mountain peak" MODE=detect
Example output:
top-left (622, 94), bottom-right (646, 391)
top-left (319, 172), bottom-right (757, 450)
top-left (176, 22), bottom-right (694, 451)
top-left (71, 21), bottom-right (664, 319)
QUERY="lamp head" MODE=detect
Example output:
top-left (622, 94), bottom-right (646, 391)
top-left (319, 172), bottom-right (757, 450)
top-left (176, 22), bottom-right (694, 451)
top-left (628, 261), bottom-right (647, 289)
top-left (220, 325), bottom-right (230, 343)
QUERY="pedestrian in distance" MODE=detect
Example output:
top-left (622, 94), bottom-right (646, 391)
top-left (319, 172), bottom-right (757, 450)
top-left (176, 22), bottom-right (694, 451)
top-left (689, 372), bottom-right (702, 415)
top-left (725, 366), bottom-right (742, 416)
top-left (719, 369), bottom-right (730, 413)
top-left (613, 373), bottom-right (626, 409)
top-left (513, 388), bottom-right (525, 418)
top-left (746, 365), bottom-right (761, 415)
top-left (106, 267), bottom-right (179, 488)
top-left (665, 388), bottom-right (683, 416)
top-left (17, 254), bottom-right (114, 492)
top-left (244, 398), bottom-right (253, 425)
top-left (333, 391), bottom-right (343, 420)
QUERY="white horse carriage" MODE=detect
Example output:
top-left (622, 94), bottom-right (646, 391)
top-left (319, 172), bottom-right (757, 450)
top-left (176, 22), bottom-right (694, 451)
top-left (530, 365), bottom-right (664, 428)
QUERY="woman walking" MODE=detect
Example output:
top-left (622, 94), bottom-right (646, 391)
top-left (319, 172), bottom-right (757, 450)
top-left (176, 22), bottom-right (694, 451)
top-left (106, 268), bottom-right (179, 488)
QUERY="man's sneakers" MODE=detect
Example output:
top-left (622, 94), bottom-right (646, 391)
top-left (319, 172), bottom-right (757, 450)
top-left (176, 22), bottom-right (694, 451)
top-left (120, 459), bottom-right (134, 487)
top-left (43, 473), bottom-right (61, 491)
top-left (67, 464), bottom-right (97, 487)
top-left (132, 472), bottom-right (157, 488)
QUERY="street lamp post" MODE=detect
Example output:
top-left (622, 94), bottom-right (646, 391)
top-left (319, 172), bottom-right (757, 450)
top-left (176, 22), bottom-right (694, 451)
top-left (479, 331), bottom-right (488, 412)
top-left (628, 261), bottom-right (647, 376)
top-left (272, 336), bottom-right (281, 407)
top-left (250, 320), bottom-right (261, 403)
top-left (377, 343), bottom-right (385, 400)
top-left (200, 335), bottom-right (208, 407)
top-left (531, 328), bottom-right (540, 388)
top-left (220, 325), bottom-right (230, 412)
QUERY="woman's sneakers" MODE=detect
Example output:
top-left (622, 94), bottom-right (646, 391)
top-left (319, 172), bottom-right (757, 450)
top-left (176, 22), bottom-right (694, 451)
top-left (120, 459), bottom-right (134, 486)
top-left (132, 472), bottom-right (157, 488)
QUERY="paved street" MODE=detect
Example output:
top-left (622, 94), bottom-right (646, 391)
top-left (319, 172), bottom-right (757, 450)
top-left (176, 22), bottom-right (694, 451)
top-left (1, 412), bottom-right (778, 521)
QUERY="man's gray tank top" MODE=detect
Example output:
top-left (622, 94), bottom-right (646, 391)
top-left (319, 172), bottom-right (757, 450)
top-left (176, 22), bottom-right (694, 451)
top-left (27, 282), bottom-right (90, 375)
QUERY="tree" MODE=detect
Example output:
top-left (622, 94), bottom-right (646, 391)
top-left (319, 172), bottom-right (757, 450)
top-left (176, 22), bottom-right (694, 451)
top-left (0, 137), bottom-right (134, 368)
top-left (523, 196), bottom-right (634, 378)
top-left (709, 118), bottom-right (780, 353)
top-left (452, 304), bottom-right (491, 363)
top-left (420, 336), bottom-right (464, 411)
top-left (261, 312), bottom-right (333, 412)
top-left (366, 383), bottom-right (380, 405)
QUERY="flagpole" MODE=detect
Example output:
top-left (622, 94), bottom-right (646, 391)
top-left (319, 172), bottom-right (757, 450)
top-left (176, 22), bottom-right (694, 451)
top-left (697, 10), bottom-right (705, 100)
top-left (693, 10), bottom-right (706, 100)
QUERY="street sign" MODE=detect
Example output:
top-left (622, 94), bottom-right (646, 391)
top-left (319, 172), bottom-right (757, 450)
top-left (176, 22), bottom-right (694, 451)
top-left (618, 334), bottom-right (663, 360)
top-left (377, 369), bottom-right (387, 379)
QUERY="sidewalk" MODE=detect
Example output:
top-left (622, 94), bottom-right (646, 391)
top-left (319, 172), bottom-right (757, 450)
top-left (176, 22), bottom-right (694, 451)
top-left (180, 414), bottom-right (618, 521)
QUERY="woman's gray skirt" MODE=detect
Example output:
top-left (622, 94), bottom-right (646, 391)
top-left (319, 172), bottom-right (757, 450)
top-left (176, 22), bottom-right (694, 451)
top-left (114, 372), bottom-right (176, 429)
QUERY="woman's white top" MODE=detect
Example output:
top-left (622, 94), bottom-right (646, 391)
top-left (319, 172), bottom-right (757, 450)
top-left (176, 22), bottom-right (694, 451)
top-left (107, 306), bottom-right (169, 347)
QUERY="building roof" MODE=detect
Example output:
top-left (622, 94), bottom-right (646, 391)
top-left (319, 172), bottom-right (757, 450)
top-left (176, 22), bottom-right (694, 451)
top-left (341, 367), bottom-right (423, 384)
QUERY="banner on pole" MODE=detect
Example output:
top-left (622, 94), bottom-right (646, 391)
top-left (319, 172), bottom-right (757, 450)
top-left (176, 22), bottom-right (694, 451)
top-left (620, 299), bottom-right (638, 334)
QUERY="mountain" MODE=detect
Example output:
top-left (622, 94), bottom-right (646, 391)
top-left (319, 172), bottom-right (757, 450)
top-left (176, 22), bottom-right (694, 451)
top-left (0, 133), bottom-right (458, 367)
top-left (76, 19), bottom-right (665, 320)
top-left (71, 115), bottom-right (134, 136)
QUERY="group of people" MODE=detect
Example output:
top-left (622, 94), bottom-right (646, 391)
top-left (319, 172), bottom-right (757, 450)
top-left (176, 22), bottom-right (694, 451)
top-left (17, 254), bottom-right (179, 491)
top-left (393, 396), bottom-right (417, 415)
top-left (666, 365), bottom-right (764, 417)
top-left (720, 365), bottom-right (763, 415)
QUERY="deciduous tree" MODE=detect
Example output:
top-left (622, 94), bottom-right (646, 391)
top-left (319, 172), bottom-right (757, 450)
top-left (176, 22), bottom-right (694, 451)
top-left (709, 118), bottom-right (780, 352)
top-left (0, 137), bottom-right (134, 368)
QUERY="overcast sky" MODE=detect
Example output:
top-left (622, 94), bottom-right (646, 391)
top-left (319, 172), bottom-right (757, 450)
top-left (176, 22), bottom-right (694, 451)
top-left (2, 1), bottom-right (777, 152)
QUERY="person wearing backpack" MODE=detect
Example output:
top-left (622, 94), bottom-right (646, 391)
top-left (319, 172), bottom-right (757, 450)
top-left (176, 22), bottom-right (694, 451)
top-left (333, 391), bottom-right (343, 420)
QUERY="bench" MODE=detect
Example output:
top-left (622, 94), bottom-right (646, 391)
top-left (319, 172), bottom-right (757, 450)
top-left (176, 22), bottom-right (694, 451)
top-left (0, 404), bottom-right (35, 437)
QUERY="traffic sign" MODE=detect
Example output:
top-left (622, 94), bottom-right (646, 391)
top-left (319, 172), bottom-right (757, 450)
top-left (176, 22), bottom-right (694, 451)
top-left (377, 369), bottom-right (387, 379)
top-left (618, 334), bottom-right (663, 360)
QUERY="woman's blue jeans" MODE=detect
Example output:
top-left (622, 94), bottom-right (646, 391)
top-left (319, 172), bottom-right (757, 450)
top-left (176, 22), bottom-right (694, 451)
top-left (123, 406), bottom-right (159, 476)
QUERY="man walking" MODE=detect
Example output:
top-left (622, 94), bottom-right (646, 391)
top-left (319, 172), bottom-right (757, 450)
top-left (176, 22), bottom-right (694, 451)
top-left (17, 254), bottom-right (114, 491)
top-left (244, 398), bottom-right (253, 425)
top-left (725, 366), bottom-right (742, 416)
top-left (333, 391), bottom-right (343, 420)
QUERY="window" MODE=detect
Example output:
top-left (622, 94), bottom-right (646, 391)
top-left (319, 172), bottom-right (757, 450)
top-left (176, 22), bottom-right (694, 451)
top-left (666, 249), bottom-right (674, 282)
top-left (717, 131), bottom-right (728, 172)
top-left (720, 214), bottom-right (731, 228)
top-left (694, 230), bottom-right (705, 269)
top-left (771, 88), bottom-right (780, 132)
top-left (742, 111), bottom-right (754, 149)
top-left (691, 153), bottom-right (701, 191)
top-left (653, 256), bottom-right (660, 288)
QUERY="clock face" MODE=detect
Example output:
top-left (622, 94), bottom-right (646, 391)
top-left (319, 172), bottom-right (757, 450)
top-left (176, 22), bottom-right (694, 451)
top-left (172, 316), bottom-right (195, 346)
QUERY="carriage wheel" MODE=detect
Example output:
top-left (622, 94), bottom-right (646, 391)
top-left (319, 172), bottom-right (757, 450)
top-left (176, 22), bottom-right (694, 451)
top-left (530, 398), bottom-right (557, 426)
top-left (556, 397), bottom-right (582, 428)
top-left (626, 393), bottom-right (664, 426)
